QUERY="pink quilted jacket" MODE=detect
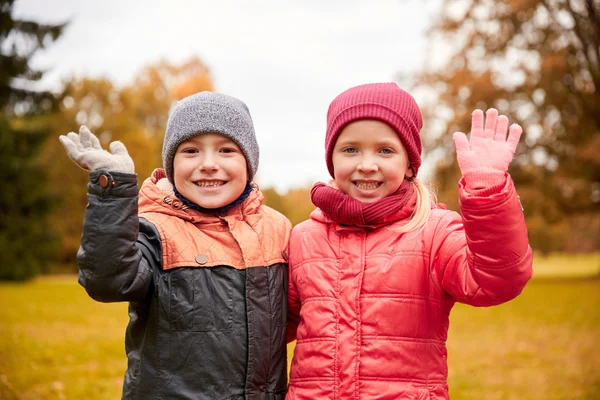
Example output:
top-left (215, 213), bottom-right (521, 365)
top-left (286, 176), bottom-right (533, 400)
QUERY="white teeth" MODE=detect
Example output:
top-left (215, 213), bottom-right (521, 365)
top-left (355, 182), bottom-right (380, 190)
top-left (196, 181), bottom-right (225, 187)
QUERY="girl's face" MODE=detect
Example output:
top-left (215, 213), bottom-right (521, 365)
top-left (173, 133), bottom-right (248, 209)
top-left (332, 120), bottom-right (413, 203)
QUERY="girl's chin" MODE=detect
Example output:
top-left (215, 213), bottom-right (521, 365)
top-left (356, 196), bottom-right (382, 204)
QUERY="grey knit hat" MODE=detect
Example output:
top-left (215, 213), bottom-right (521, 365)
top-left (162, 91), bottom-right (259, 183)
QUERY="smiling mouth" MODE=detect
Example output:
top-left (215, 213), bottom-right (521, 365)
top-left (194, 180), bottom-right (226, 188)
top-left (353, 181), bottom-right (382, 190)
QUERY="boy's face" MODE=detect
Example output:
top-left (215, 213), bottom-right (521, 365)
top-left (331, 119), bottom-right (412, 203)
top-left (173, 133), bottom-right (248, 209)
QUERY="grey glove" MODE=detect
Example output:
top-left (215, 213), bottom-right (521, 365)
top-left (59, 126), bottom-right (135, 174)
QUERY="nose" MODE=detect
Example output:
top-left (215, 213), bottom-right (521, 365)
top-left (198, 152), bottom-right (219, 172)
top-left (357, 155), bottom-right (378, 173)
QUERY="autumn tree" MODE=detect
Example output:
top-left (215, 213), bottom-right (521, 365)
top-left (415, 0), bottom-right (600, 253)
top-left (0, 0), bottom-right (66, 280)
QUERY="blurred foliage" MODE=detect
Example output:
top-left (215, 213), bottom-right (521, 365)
top-left (262, 185), bottom-right (315, 226)
top-left (0, 0), bottom-right (65, 280)
top-left (415, 0), bottom-right (600, 253)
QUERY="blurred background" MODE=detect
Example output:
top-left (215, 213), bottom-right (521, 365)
top-left (0, 0), bottom-right (598, 399)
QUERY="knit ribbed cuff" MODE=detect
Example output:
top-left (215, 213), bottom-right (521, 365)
top-left (462, 170), bottom-right (507, 196)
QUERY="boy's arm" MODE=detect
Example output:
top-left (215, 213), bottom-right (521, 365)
top-left (60, 126), bottom-right (155, 302)
top-left (76, 170), bottom-right (157, 302)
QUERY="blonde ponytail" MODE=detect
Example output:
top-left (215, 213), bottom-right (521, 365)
top-left (394, 178), bottom-right (437, 233)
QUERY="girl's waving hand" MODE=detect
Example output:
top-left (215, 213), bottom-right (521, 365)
top-left (453, 108), bottom-right (523, 191)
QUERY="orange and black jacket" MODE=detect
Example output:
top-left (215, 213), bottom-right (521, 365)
top-left (77, 168), bottom-right (292, 400)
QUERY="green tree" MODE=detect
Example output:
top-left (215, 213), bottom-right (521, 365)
top-left (0, 0), bottom-right (66, 280)
top-left (415, 0), bottom-right (600, 253)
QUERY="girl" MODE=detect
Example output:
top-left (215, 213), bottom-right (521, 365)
top-left (60, 91), bottom-right (291, 399)
top-left (286, 83), bottom-right (533, 399)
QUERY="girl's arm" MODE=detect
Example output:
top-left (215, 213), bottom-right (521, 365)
top-left (287, 272), bottom-right (301, 342)
top-left (286, 229), bottom-right (302, 343)
top-left (432, 109), bottom-right (533, 306)
top-left (432, 175), bottom-right (533, 306)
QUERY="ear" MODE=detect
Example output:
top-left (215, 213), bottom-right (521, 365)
top-left (405, 165), bottom-right (414, 179)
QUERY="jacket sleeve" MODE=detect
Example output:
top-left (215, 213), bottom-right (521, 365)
top-left (431, 174), bottom-right (533, 307)
top-left (286, 228), bottom-right (301, 343)
top-left (77, 170), bottom-right (160, 303)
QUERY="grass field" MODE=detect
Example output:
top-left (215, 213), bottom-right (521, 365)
top-left (0, 253), bottom-right (599, 400)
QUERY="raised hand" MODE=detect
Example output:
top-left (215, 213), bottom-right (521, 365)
top-left (59, 126), bottom-right (135, 174)
top-left (453, 108), bottom-right (522, 176)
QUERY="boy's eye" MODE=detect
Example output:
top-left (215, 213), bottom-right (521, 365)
top-left (181, 148), bottom-right (198, 154)
top-left (220, 147), bottom-right (237, 154)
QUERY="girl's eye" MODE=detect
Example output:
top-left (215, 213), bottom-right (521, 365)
top-left (379, 148), bottom-right (394, 155)
top-left (343, 147), bottom-right (358, 154)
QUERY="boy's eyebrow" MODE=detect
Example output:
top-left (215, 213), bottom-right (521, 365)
top-left (214, 137), bottom-right (236, 145)
top-left (181, 135), bottom-right (237, 146)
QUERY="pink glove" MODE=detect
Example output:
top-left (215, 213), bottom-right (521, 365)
top-left (453, 108), bottom-right (522, 192)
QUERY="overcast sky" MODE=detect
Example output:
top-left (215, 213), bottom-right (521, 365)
top-left (15, 0), bottom-right (439, 192)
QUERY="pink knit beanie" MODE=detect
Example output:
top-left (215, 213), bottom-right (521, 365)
top-left (325, 82), bottom-right (423, 178)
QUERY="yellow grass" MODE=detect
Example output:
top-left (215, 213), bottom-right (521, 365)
top-left (0, 276), bottom-right (126, 400)
top-left (532, 252), bottom-right (600, 279)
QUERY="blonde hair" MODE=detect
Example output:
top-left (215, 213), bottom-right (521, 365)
top-left (394, 178), bottom-right (437, 233)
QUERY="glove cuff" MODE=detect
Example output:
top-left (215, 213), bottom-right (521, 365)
top-left (94, 159), bottom-right (135, 174)
top-left (462, 170), bottom-right (507, 196)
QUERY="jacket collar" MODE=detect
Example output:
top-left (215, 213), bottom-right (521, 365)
top-left (138, 168), bottom-right (264, 224)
